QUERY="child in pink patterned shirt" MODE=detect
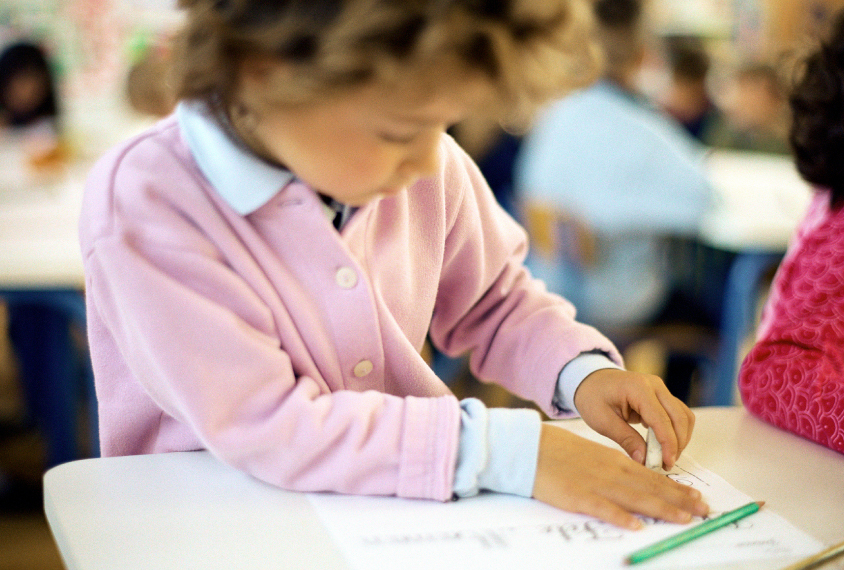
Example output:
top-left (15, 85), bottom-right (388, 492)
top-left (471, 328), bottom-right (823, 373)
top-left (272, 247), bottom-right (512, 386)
top-left (740, 10), bottom-right (844, 454)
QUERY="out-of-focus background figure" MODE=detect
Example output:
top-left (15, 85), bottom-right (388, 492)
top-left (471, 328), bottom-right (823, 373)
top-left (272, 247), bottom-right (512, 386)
top-left (0, 40), bottom-right (64, 170)
top-left (660, 35), bottom-right (722, 143)
top-left (0, 42), bottom-right (57, 128)
top-left (705, 63), bottom-right (790, 154)
top-left (514, 0), bottom-right (715, 401)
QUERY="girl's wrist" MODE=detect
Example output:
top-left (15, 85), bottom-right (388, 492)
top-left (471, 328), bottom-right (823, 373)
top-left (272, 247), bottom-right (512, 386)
top-left (454, 399), bottom-right (541, 498)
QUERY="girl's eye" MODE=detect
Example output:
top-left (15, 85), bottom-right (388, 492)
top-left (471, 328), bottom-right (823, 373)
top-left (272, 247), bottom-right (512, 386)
top-left (377, 131), bottom-right (420, 144)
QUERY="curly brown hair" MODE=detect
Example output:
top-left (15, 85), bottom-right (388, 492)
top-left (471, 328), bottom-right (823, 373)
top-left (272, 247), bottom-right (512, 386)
top-left (789, 9), bottom-right (844, 207)
top-left (171, 0), bottom-right (601, 125)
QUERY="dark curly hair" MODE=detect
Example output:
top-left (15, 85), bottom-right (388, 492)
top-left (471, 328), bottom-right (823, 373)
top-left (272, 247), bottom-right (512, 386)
top-left (789, 10), bottom-right (844, 208)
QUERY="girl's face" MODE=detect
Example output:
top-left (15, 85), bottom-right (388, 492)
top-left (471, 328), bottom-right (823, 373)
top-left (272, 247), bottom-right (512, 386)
top-left (241, 70), bottom-right (491, 206)
top-left (4, 69), bottom-right (48, 116)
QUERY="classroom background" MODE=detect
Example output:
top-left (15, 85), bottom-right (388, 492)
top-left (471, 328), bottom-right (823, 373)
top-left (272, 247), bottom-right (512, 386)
top-left (0, 0), bottom-right (842, 568)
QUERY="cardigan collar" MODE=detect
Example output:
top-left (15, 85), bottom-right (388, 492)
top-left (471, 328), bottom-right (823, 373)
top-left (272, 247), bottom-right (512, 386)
top-left (176, 101), bottom-right (294, 215)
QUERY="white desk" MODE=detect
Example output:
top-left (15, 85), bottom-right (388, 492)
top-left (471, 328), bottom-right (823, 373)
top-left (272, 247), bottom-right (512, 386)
top-left (700, 150), bottom-right (812, 254)
top-left (0, 159), bottom-right (86, 289)
top-left (43, 406), bottom-right (844, 570)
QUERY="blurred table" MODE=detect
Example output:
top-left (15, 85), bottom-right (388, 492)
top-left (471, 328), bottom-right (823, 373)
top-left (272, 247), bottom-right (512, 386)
top-left (698, 150), bottom-right (813, 405)
top-left (701, 150), bottom-right (811, 252)
top-left (43, 406), bottom-right (844, 570)
top-left (0, 164), bottom-right (86, 289)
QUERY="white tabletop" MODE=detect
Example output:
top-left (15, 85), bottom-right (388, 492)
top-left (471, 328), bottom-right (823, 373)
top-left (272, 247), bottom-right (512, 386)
top-left (0, 156), bottom-right (87, 290)
top-left (700, 150), bottom-right (813, 253)
top-left (0, 110), bottom-right (153, 290)
top-left (44, 406), bottom-right (844, 570)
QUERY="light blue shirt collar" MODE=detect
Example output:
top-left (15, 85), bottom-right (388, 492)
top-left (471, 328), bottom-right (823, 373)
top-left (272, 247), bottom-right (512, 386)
top-left (176, 101), bottom-right (293, 215)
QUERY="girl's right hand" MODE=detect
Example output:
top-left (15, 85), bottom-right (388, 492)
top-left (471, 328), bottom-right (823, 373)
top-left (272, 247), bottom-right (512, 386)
top-left (532, 423), bottom-right (710, 530)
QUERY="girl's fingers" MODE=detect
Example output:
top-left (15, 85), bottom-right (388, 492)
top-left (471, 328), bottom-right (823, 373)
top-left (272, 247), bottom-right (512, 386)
top-left (652, 387), bottom-right (696, 467)
top-left (609, 469), bottom-right (709, 522)
top-left (638, 395), bottom-right (679, 467)
top-left (574, 368), bottom-right (697, 468)
top-left (566, 492), bottom-right (645, 531)
top-left (633, 380), bottom-right (693, 469)
top-left (544, 459), bottom-right (708, 529)
top-left (595, 413), bottom-right (648, 463)
top-left (533, 425), bottom-right (710, 530)
top-left (666, 404), bottom-right (695, 457)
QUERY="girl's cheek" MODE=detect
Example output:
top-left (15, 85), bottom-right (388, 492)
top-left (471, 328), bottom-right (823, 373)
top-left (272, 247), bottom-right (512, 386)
top-left (347, 148), bottom-right (393, 180)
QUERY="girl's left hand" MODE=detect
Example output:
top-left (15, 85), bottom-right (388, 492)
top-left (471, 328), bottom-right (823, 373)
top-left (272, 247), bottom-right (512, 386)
top-left (572, 368), bottom-right (695, 470)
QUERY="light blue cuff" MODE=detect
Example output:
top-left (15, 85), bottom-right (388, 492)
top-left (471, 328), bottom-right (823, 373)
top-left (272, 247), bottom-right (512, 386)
top-left (453, 398), bottom-right (541, 498)
top-left (552, 352), bottom-right (623, 416)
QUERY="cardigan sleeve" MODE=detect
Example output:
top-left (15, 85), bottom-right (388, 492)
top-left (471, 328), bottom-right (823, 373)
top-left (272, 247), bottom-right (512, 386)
top-left (738, 198), bottom-right (844, 454)
top-left (80, 137), bottom-right (462, 502)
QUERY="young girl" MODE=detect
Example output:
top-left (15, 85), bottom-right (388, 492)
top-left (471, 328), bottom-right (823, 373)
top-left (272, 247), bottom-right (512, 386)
top-left (0, 41), bottom-right (58, 128)
top-left (0, 41), bottom-right (63, 166)
top-left (80, 0), bottom-right (708, 530)
top-left (740, 10), bottom-right (844, 454)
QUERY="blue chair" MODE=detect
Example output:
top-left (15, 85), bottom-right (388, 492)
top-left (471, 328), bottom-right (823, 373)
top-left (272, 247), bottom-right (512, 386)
top-left (704, 251), bottom-right (783, 406)
top-left (2, 288), bottom-right (97, 467)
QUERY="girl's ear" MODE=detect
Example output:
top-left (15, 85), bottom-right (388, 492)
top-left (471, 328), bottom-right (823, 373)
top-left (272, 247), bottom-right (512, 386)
top-left (241, 55), bottom-right (279, 81)
top-left (237, 56), bottom-right (292, 101)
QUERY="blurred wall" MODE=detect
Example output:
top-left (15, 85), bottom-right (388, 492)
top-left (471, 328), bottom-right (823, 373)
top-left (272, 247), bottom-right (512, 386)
top-left (765, 0), bottom-right (844, 53)
top-left (1, 0), bottom-right (181, 159)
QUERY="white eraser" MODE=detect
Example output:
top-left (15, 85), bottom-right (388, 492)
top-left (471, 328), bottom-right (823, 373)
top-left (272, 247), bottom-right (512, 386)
top-left (645, 427), bottom-right (662, 470)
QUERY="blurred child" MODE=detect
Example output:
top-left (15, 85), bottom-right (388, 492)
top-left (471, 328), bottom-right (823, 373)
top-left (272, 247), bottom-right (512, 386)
top-left (0, 40), bottom-right (63, 168)
top-left (660, 35), bottom-right (720, 143)
top-left (80, 0), bottom-right (707, 529)
top-left (706, 63), bottom-right (790, 154)
top-left (739, 10), bottom-right (844, 454)
top-left (514, 0), bottom-right (714, 400)
top-left (0, 41), bottom-right (57, 128)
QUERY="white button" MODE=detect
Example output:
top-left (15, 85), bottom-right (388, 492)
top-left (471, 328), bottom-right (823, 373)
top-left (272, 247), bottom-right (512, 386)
top-left (335, 267), bottom-right (358, 289)
top-left (353, 360), bottom-right (373, 377)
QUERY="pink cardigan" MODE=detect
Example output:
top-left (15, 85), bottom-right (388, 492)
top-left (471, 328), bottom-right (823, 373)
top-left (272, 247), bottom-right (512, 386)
top-left (80, 115), bottom-right (619, 501)
top-left (740, 189), bottom-right (844, 454)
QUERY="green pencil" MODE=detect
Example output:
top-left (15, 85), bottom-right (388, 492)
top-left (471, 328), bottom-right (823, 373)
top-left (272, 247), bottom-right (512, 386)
top-left (626, 501), bottom-right (765, 565)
